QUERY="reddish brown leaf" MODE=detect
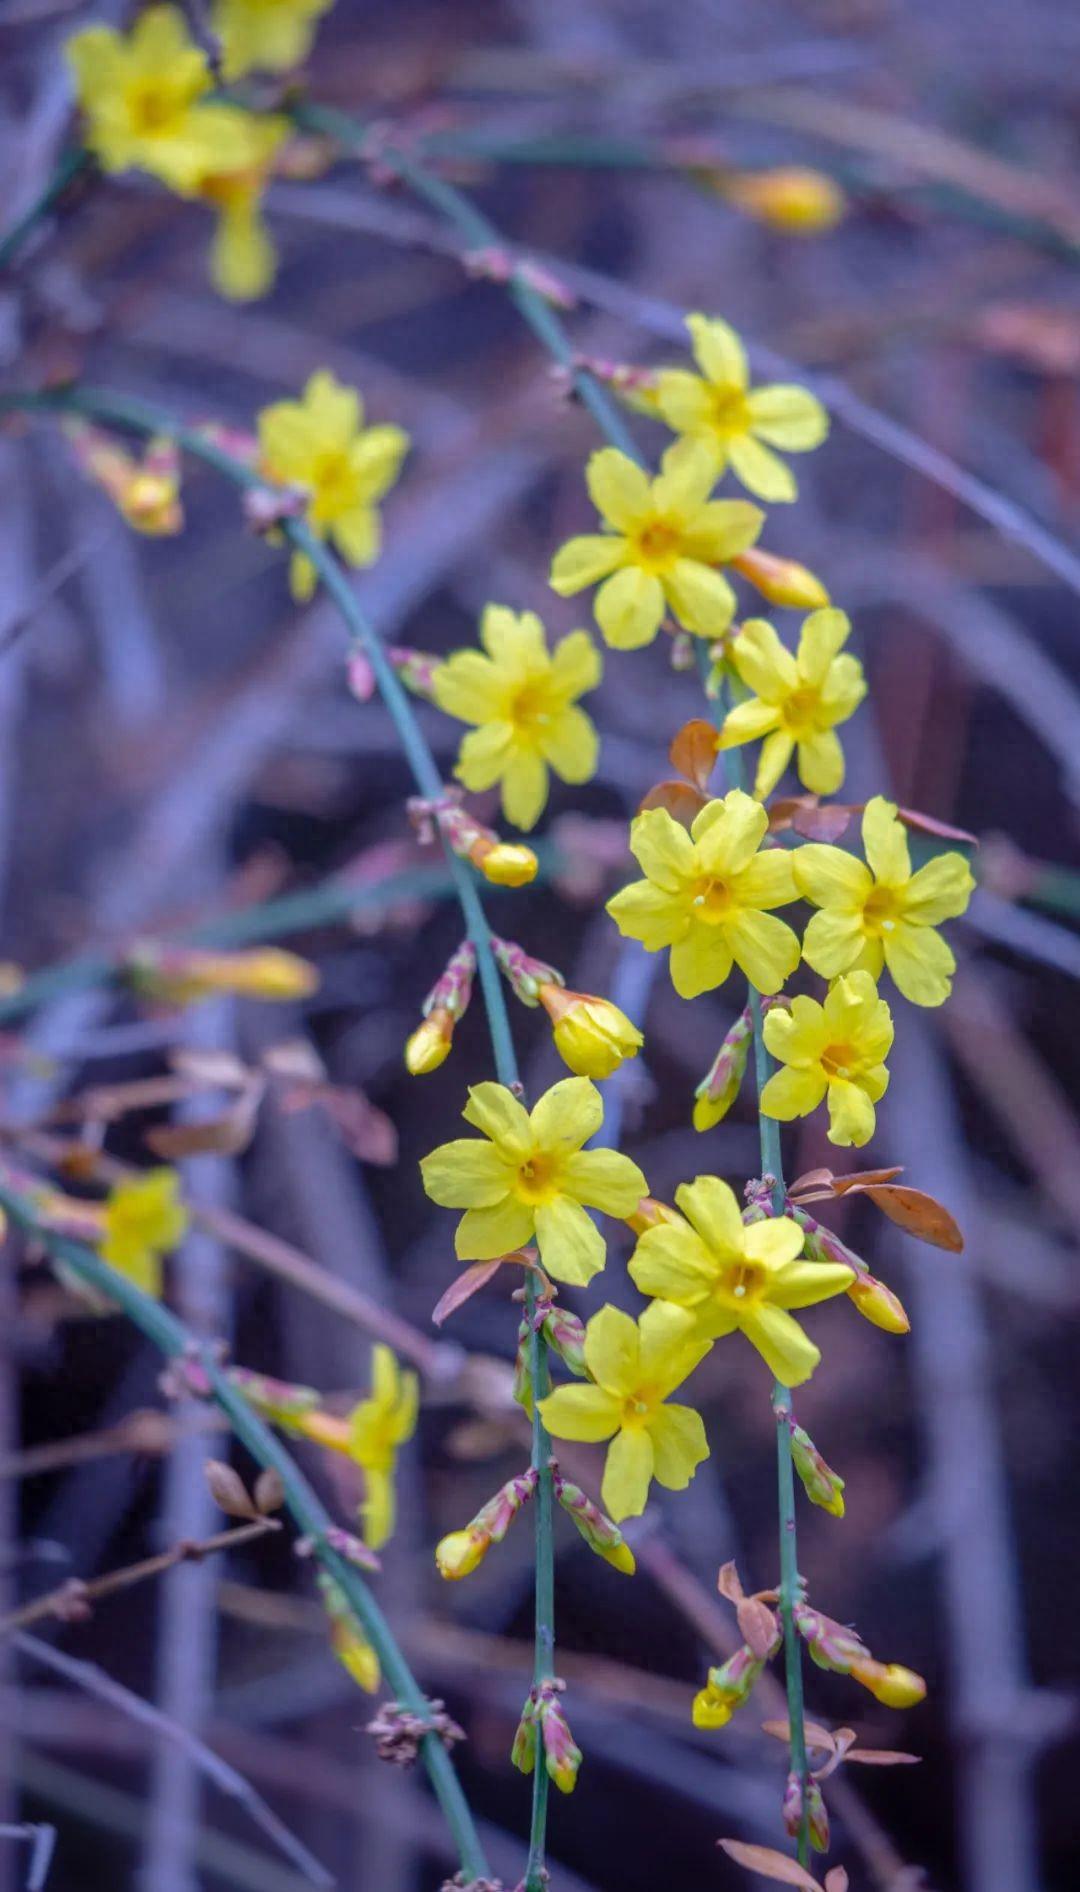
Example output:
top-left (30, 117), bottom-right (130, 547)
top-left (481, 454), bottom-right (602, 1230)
top-left (844, 1182), bottom-right (964, 1251)
top-left (204, 1460), bottom-right (258, 1520)
top-left (432, 1259), bottom-right (506, 1327)
top-left (762, 1718), bottom-right (836, 1755)
top-left (737, 1596), bottom-right (780, 1661)
top-left (896, 804), bottom-right (978, 847)
top-left (278, 1080), bottom-right (397, 1166)
top-left (843, 1748), bottom-right (921, 1766)
top-left (813, 1727), bottom-right (859, 1779)
top-left (792, 803), bottom-right (858, 842)
top-left (830, 1167), bottom-right (905, 1193)
top-left (717, 1560), bottom-right (745, 1604)
top-left (787, 1167), bottom-right (838, 1198)
top-left (669, 718), bottom-right (718, 790)
top-left (146, 1084), bottom-right (263, 1159)
top-left (717, 1840), bottom-right (823, 1890)
top-left (823, 1870), bottom-right (849, 1892)
top-left (638, 778), bottom-right (709, 828)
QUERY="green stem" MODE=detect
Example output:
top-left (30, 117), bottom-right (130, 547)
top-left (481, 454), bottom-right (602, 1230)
top-left (0, 148), bottom-right (92, 274)
top-left (0, 1178), bottom-right (489, 1881)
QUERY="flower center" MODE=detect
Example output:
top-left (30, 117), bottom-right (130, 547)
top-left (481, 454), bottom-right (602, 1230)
top-left (311, 448), bottom-right (356, 514)
top-left (862, 884), bottom-right (903, 936)
top-left (620, 1392), bottom-right (653, 1424)
top-left (720, 1261), bottom-right (765, 1304)
top-left (820, 1042), bottom-right (856, 1080)
top-left (515, 1153), bottom-right (559, 1205)
top-left (708, 387), bottom-right (752, 438)
top-left (508, 682), bottom-right (551, 732)
top-left (780, 684), bottom-right (823, 737)
top-left (632, 516), bottom-right (682, 571)
top-left (690, 876), bottom-right (734, 924)
top-left (126, 82), bottom-right (180, 135)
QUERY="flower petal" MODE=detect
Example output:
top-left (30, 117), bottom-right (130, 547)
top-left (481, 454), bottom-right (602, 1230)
top-left (902, 852), bottom-right (975, 925)
top-left (501, 749), bottom-right (549, 831)
top-left (607, 878), bottom-right (687, 949)
top-left (462, 1081), bottom-right (532, 1156)
top-left (455, 1198), bottom-right (535, 1259)
top-left (562, 1147), bottom-right (648, 1216)
top-left (583, 1303), bottom-right (641, 1395)
top-left (539, 1382), bottom-right (621, 1443)
top-left (801, 907), bottom-right (867, 979)
top-left (746, 385), bottom-right (829, 450)
top-left (767, 1257), bottom-right (854, 1309)
top-left (419, 1138), bottom-right (514, 1208)
top-left (530, 1076), bottom-right (603, 1153)
top-left (743, 1217), bottom-right (806, 1269)
top-left (675, 1175), bottom-right (746, 1255)
top-left (740, 1304), bottom-right (822, 1386)
top-left (652, 436), bottom-right (721, 516)
top-left (728, 435), bottom-right (797, 503)
top-left (763, 992), bottom-right (829, 1063)
top-left (862, 796), bottom-right (910, 886)
top-left (794, 843), bottom-right (872, 909)
top-left (826, 1077), bottom-right (877, 1147)
top-left (534, 1195), bottom-right (606, 1285)
top-left (883, 920), bottom-right (956, 1006)
top-left (648, 1403), bottom-right (709, 1489)
top-left (456, 721), bottom-right (515, 793)
top-left (538, 705), bottom-right (599, 785)
top-left (687, 313), bottom-right (748, 391)
top-left (549, 627), bottom-right (602, 701)
top-left (732, 847), bottom-right (799, 910)
top-left (719, 696), bottom-right (781, 748)
top-left (629, 1220), bottom-right (716, 1306)
top-left (727, 911), bottom-right (801, 994)
top-left (550, 534), bottom-right (627, 594)
top-left (432, 650), bottom-right (503, 724)
top-left (629, 806), bottom-right (697, 888)
top-left (479, 604), bottom-right (547, 671)
top-left (595, 566), bottom-right (665, 649)
top-left (601, 1425), bottom-right (655, 1521)
top-left (797, 731), bottom-right (845, 796)
top-left (694, 788), bottom-right (769, 877)
top-left (681, 499), bottom-right (763, 563)
top-left (638, 1298), bottom-right (709, 1392)
top-left (663, 559), bottom-right (737, 636)
top-left (670, 925), bottom-right (734, 999)
top-left (731, 618), bottom-right (799, 700)
top-left (653, 368), bottom-right (716, 435)
top-left (759, 1064), bottom-right (828, 1121)
top-left (755, 730), bottom-right (796, 800)
top-left (797, 608), bottom-right (850, 685)
top-left (586, 447), bottom-right (651, 530)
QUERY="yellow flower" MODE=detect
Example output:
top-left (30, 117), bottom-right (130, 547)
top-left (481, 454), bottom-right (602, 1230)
top-left (607, 791), bottom-right (801, 999)
top-left (795, 796), bottom-right (975, 1006)
top-left (760, 972), bottom-right (893, 1148)
top-left (100, 1168), bottom-right (188, 1297)
top-left (66, 421), bottom-right (182, 536)
top-left (549, 441), bottom-right (763, 649)
top-left (538, 985), bottom-right (643, 1079)
top-left (651, 315), bottom-right (828, 502)
top-left (432, 607), bottom-right (601, 831)
top-left (629, 1175), bottom-right (853, 1386)
top-left (346, 1345), bottom-right (419, 1550)
top-left (211, 0), bottom-right (334, 80)
top-left (719, 610), bottom-right (866, 799)
top-left (538, 1302), bottom-right (710, 1521)
top-left (196, 112), bottom-right (288, 303)
top-left (420, 1077), bottom-right (647, 1287)
top-left (66, 7), bottom-right (253, 195)
top-left (723, 168), bottom-right (846, 235)
top-left (257, 370), bottom-right (409, 601)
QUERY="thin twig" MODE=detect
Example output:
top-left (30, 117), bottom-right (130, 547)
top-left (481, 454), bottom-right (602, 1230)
top-left (0, 1517), bottom-right (279, 1635)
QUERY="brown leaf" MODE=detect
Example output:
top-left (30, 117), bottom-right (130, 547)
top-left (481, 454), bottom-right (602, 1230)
top-left (843, 1748), bottom-right (921, 1766)
top-left (146, 1078), bottom-right (264, 1160)
top-left (762, 1718), bottom-right (836, 1756)
top-left (844, 1182), bottom-right (964, 1251)
top-left (717, 1560), bottom-right (745, 1604)
top-left (830, 1167), bottom-right (905, 1192)
top-left (769, 797), bottom-right (857, 842)
top-left (813, 1727), bottom-right (859, 1779)
top-left (669, 718), bottom-right (718, 791)
top-left (278, 1081), bottom-right (397, 1166)
top-left (896, 804), bottom-right (978, 848)
top-left (717, 1840), bottom-right (822, 1890)
top-left (823, 1871), bottom-right (849, 1892)
top-left (204, 1459), bottom-right (257, 1520)
top-left (737, 1596), bottom-right (780, 1661)
top-left (787, 1167), bottom-right (838, 1198)
top-left (638, 778), bottom-right (709, 829)
top-left (253, 1467), bottom-right (285, 1515)
top-left (432, 1258), bottom-right (506, 1327)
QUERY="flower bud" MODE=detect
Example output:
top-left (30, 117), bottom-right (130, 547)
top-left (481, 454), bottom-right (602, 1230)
top-left (228, 1367), bottom-right (322, 1431)
top-left (542, 1304), bottom-right (589, 1378)
top-left (475, 840), bottom-right (538, 887)
top-left (405, 1010), bottom-right (454, 1075)
top-left (390, 645), bottom-right (440, 699)
top-left (317, 1573), bottom-right (381, 1693)
top-left (538, 1685), bottom-right (582, 1794)
top-left (725, 166), bottom-right (846, 234)
top-left (691, 1644), bottom-right (764, 1729)
top-left (492, 936), bottom-right (563, 1006)
top-left (789, 1423), bottom-right (846, 1518)
top-left (127, 943), bottom-right (318, 1005)
top-left (851, 1659), bottom-right (927, 1709)
top-left (434, 1468), bottom-right (538, 1581)
top-left (66, 420), bottom-right (183, 536)
top-left (553, 1471), bottom-right (636, 1575)
top-left (625, 1195), bottom-right (685, 1236)
top-left (847, 1271), bottom-right (911, 1334)
top-left (422, 796), bottom-right (539, 886)
top-left (694, 1006), bottom-right (752, 1130)
top-left (784, 1772), bottom-right (830, 1851)
top-left (539, 983), bottom-right (643, 1078)
top-left (511, 1696), bottom-right (538, 1776)
top-left (732, 546), bottom-right (831, 611)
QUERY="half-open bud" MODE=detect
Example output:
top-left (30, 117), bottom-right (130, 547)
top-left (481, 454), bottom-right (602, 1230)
top-left (405, 941), bottom-right (476, 1077)
top-left (539, 983), bottom-right (644, 1079)
top-left (694, 1005), bottom-right (753, 1130)
top-left (405, 1010), bottom-right (454, 1075)
top-left (66, 420), bottom-right (183, 536)
top-left (691, 1643), bottom-right (767, 1730)
top-left (625, 1195), bottom-right (685, 1236)
top-left (317, 1572), bottom-right (381, 1693)
top-left (491, 936), bottom-right (563, 1006)
top-left (420, 796), bottom-right (539, 887)
top-left (732, 546), bottom-right (831, 611)
top-left (850, 1659), bottom-right (927, 1709)
top-left (475, 840), bottom-right (538, 887)
top-left (789, 1423), bottom-right (846, 1518)
top-left (847, 1271), bottom-right (911, 1334)
top-left (553, 1471), bottom-right (635, 1574)
top-left (784, 1772), bottom-right (830, 1852)
top-left (434, 1467), bottom-right (539, 1581)
top-left (538, 1683), bottom-right (582, 1794)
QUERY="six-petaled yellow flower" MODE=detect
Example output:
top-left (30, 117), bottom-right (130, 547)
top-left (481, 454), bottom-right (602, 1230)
top-left (538, 1302), bottom-right (710, 1520)
top-left (66, 7), bottom-right (253, 195)
top-left (629, 1175), bottom-right (853, 1386)
top-left (211, 0), bottom-right (334, 80)
top-left (761, 972), bottom-right (893, 1147)
top-left (420, 1078), bottom-right (646, 1287)
top-left (432, 607), bottom-right (600, 831)
top-left (550, 441), bottom-right (762, 650)
top-left (607, 791), bottom-right (800, 999)
top-left (719, 609), bottom-right (866, 799)
top-left (795, 796), bottom-right (975, 1006)
top-left (651, 315), bottom-right (828, 502)
top-left (258, 370), bottom-right (409, 600)
top-left (346, 1345), bottom-right (419, 1550)
top-left (100, 1168), bottom-right (188, 1297)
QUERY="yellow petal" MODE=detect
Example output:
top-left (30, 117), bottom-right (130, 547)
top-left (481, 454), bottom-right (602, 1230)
top-left (455, 720), bottom-right (515, 792)
top-left (746, 385), bottom-right (829, 450)
top-left (797, 608), bottom-right (850, 684)
top-left (669, 925), bottom-right (734, 999)
top-left (607, 878), bottom-right (686, 949)
top-left (549, 627), bottom-right (602, 700)
top-left (332, 504), bottom-right (380, 567)
top-left (794, 843), bottom-right (872, 909)
top-left (550, 534), bottom-right (626, 594)
top-left (694, 789), bottom-right (769, 877)
top-left (731, 618), bottom-right (798, 699)
top-left (652, 436), bottom-right (720, 516)
top-left (583, 1304), bottom-right (641, 1395)
top-left (674, 1175), bottom-right (744, 1253)
top-left (539, 1382), bottom-right (621, 1443)
top-left (653, 368), bottom-right (716, 435)
top-left (826, 1076), bottom-right (877, 1147)
top-left (760, 1064), bottom-right (828, 1121)
top-left (882, 920), bottom-right (956, 1007)
top-left (455, 1198), bottom-right (535, 1259)
top-left (629, 805), bottom-right (697, 888)
top-left (686, 313), bottom-right (748, 391)
top-left (763, 992), bottom-right (828, 1063)
top-left (479, 604), bottom-right (546, 672)
top-left (767, 1256), bottom-right (854, 1309)
top-left (662, 559), bottom-right (736, 636)
top-left (595, 566), bottom-right (665, 649)
top-left (801, 907), bottom-right (866, 979)
top-left (638, 1298), bottom-right (709, 1389)
top-left (797, 731), bottom-right (845, 795)
top-left (586, 447), bottom-right (651, 530)
top-left (629, 1221), bottom-right (716, 1306)
top-left (647, 1404), bottom-right (708, 1489)
top-left (740, 1304), bottom-right (821, 1386)
top-left (304, 368), bottom-right (360, 446)
top-left (538, 705), bottom-right (599, 785)
top-left (742, 1217), bottom-right (806, 1270)
top-left (562, 1148), bottom-right (648, 1216)
top-left (529, 1075), bottom-right (603, 1153)
top-left (361, 1467), bottom-right (395, 1550)
top-left (902, 852), bottom-right (975, 925)
top-left (726, 911), bottom-right (800, 994)
top-left (719, 696), bottom-right (781, 749)
top-left (681, 498), bottom-right (763, 563)
top-left (348, 425), bottom-right (409, 503)
top-left (432, 650), bottom-right (503, 724)
top-left (462, 1081), bottom-right (533, 1155)
top-left (534, 1195), bottom-right (606, 1285)
top-left (501, 749), bottom-right (548, 831)
top-left (755, 730), bottom-right (796, 799)
top-left (727, 435), bottom-right (797, 503)
top-left (861, 796), bottom-right (910, 885)
top-left (601, 1425), bottom-right (655, 1521)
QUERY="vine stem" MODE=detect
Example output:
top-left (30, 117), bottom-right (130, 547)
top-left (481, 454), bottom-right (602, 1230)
top-left (0, 1177), bottom-right (489, 1882)
top-left (0, 147), bottom-right (91, 274)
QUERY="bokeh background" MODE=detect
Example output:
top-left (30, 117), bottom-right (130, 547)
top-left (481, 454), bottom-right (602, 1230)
top-left (1, 3), bottom-right (1079, 1891)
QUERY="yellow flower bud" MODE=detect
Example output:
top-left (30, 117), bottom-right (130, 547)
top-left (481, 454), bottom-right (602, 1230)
top-left (435, 1528), bottom-right (488, 1580)
top-left (600, 1539), bottom-right (637, 1576)
top-left (691, 1683), bottom-right (735, 1730)
top-left (852, 1659), bottom-right (927, 1709)
top-left (405, 1009), bottom-right (453, 1076)
top-left (726, 167), bottom-right (846, 234)
top-left (732, 546), bottom-right (831, 611)
top-left (475, 841), bottom-right (539, 887)
top-left (847, 1272), bottom-right (911, 1334)
top-left (120, 470), bottom-right (182, 535)
top-left (334, 1625), bottom-right (381, 1693)
top-left (539, 984), bottom-right (643, 1079)
top-left (625, 1195), bottom-right (684, 1236)
top-left (212, 948), bottom-right (319, 1000)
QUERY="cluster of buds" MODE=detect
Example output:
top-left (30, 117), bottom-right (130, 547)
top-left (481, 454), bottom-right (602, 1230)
top-left (567, 353), bottom-right (661, 412)
top-left (125, 941), bottom-right (319, 1006)
top-left (789, 1423), bottom-right (846, 1519)
top-left (511, 1290), bottom-right (587, 1412)
top-left (317, 1571), bottom-right (381, 1693)
top-left (409, 792), bottom-right (537, 888)
top-left (350, 643), bottom-right (442, 704)
top-left (511, 1677), bottom-right (582, 1794)
top-left (793, 1602), bottom-right (927, 1709)
top-left (783, 1770), bottom-right (830, 1854)
top-left (405, 940), bottom-right (477, 1076)
top-left (492, 935), bottom-right (642, 1078)
top-left (365, 1698), bottom-right (465, 1767)
top-left (795, 1211), bottom-right (910, 1334)
top-left (552, 1469), bottom-right (635, 1575)
top-left (693, 1004), bottom-right (754, 1130)
top-left (692, 1638), bottom-right (777, 1731)
top-left (435, 1467), bottom-right (538, 1579)
top-left (65, 419), bottom-right (182, 536)
top-left (462, 246), bottom-right (576, 311)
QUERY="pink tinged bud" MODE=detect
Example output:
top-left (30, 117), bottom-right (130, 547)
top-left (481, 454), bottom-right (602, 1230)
top-left (317, 1573), bottom-right (381, 1693)
top-left (511, 1696), bottom-right (538, 1776)
top-left (347, 651), bottom-right (377, 702)
top-left (793, 1603), bottom-right (869, 1676)
top-left (782, 1770), bottom-right (803, 1840)
top-left (625, 1195), bottom-right (684, 1236)
top-left (512, 1314), bottom-right (534, 1414)
top-left (228, 1367), bottom-right (322, 1430)
top-left (847, 1271), bottom-right (911, 1334)
top-left (691, 1644), bottom-right (765, 1729)
top-left (784, 1773), bottom-right (830, 1852)
top-left (795, 1212), bottom-right (864, 1275)
top-left (405, 1010), bottom-right (454, 1075)
top-left (538, 1687), bottom-right (582, 1794)
top-left (542, 1307), bottom-right (589, 1378)
top-left (491, 936), bottom-right (563, 1006)
top-left (694, 1006), bottom-right (752, 1130)
top-left (388, 646), bottom-right (440, 699)
top-left (435, 1469), bottom-right (538, 1581)
top-left (407, 941), bottom-right (478, 1075)
top-left (553, 1472), bottom-right (635, 1575)
top-left (421, 799), bottom-right (538, 887)
top-left (298, 1526), bottom-right (381, 1574)
top-left (790, 1424), bottom-right (846, 1518)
